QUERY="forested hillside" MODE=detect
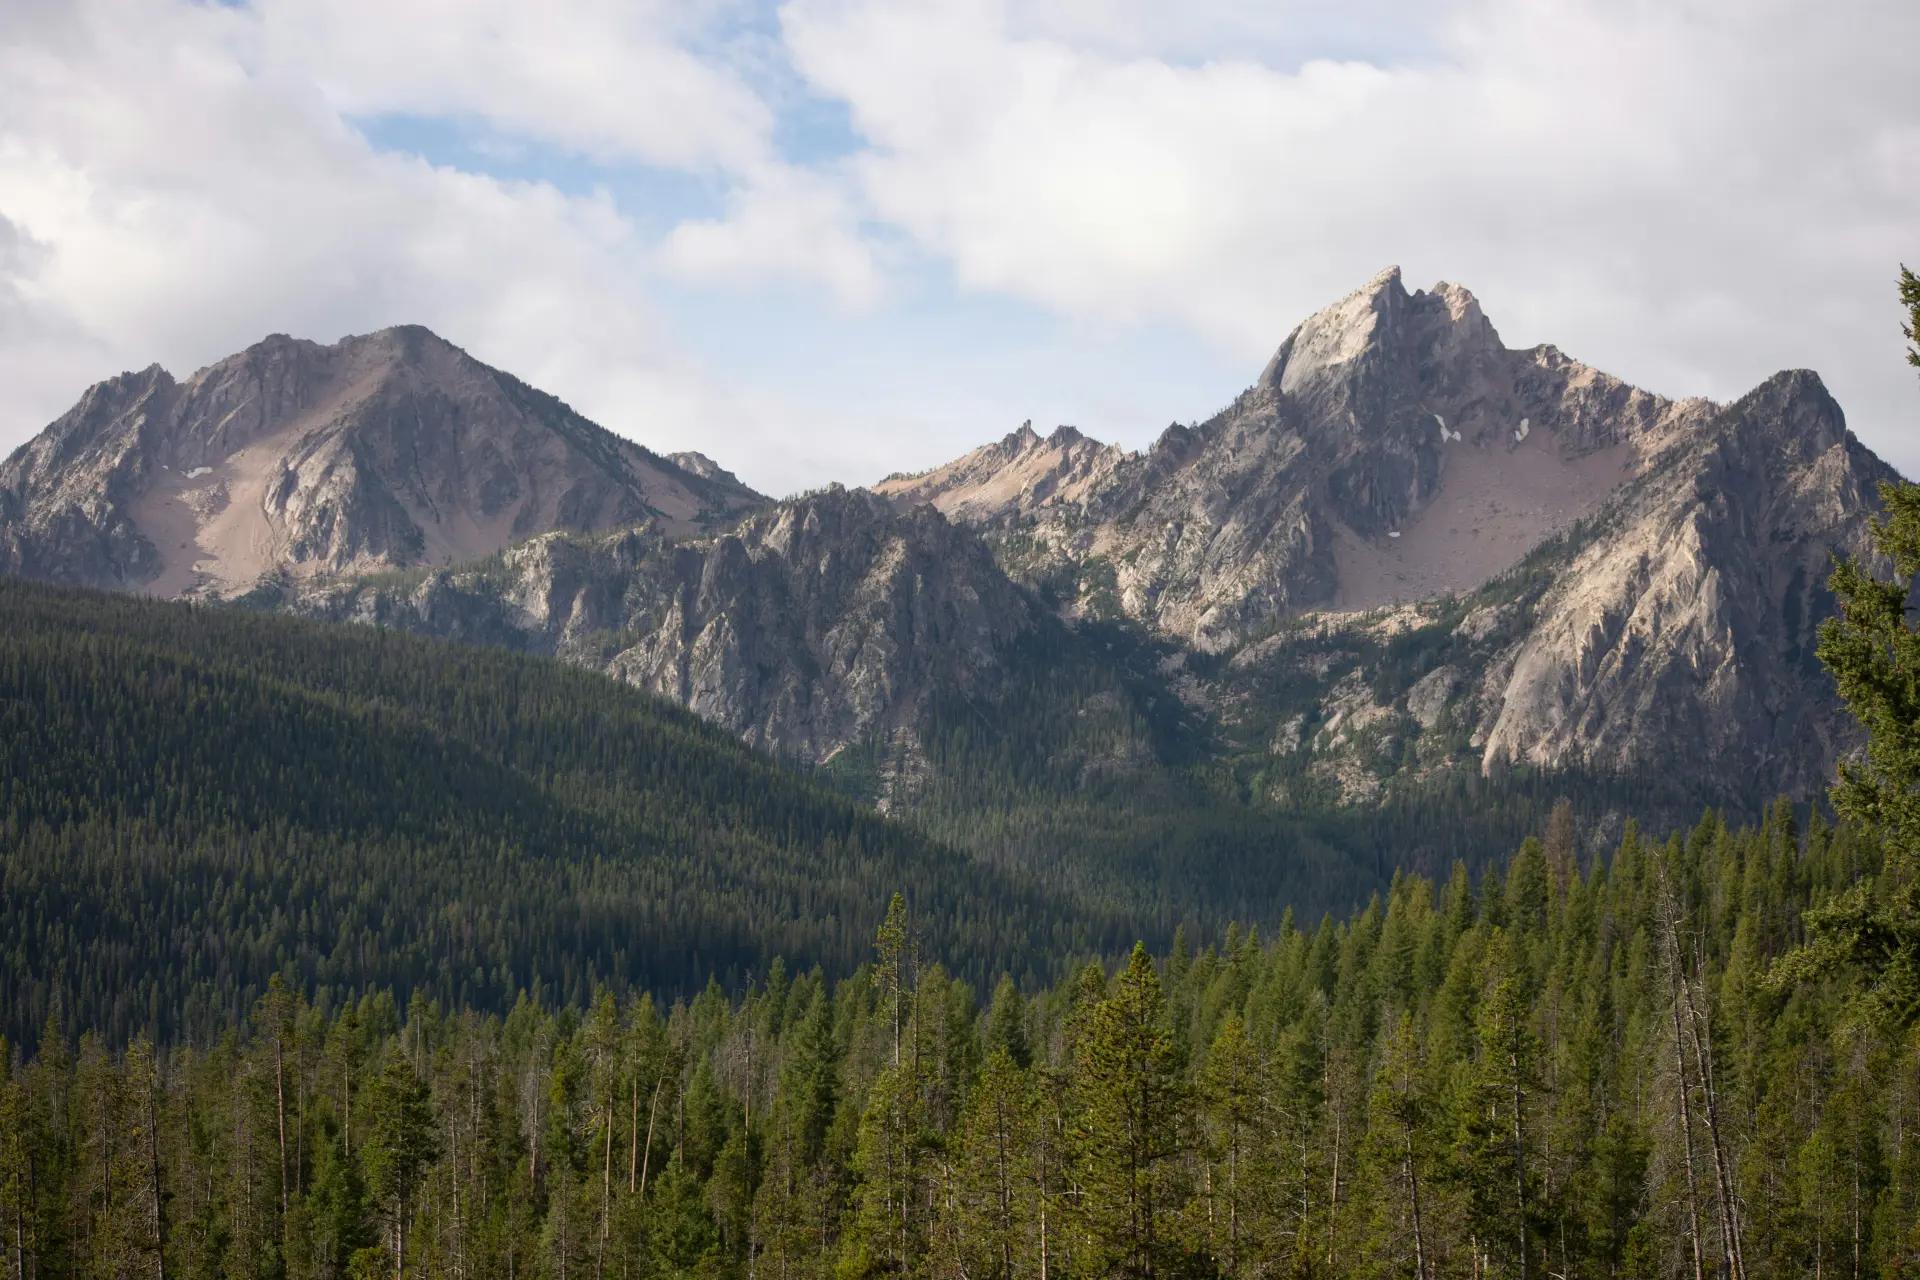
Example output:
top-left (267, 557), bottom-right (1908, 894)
top-left (6, 577), bottom-right (1501, 1051)
top-left (5, 805), bottom-right (1915, 1280)
top-left (0, 578), bottom-right (1101, 1047)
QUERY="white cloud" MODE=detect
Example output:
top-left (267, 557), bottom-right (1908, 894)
top-left (657, 162), bottom-right (886, 306)
top-left (251, 0), bottom-right (775, 174)
top-left (782, 0), bottom-right (1920, 470)
top-left (0, 0), bottom-right (876, 492)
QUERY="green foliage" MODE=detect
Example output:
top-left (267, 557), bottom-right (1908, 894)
top-left (1782, 265), bottom-right (1920, 1027)
top-left (1822, 480), bottom-right (1920, 878)
top-left (2, 801), bottom-right (1913, 1279)
top-left (1903, 263), bottom-right (1920, 374)
top-left (1072, 944), bottom-right (1184, 1280)
top-left (0, 577), bottom-right (1079, 1047)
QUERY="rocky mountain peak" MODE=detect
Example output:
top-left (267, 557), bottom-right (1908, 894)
top-left (1724, 368), bottom-right (1849, 457)
top-left (872, 419), bottom-right (1127, 526)
top-left (1258, 267), bottom-right (1509, 431)
top-left (0, 325), bottom-right (767, 596)
top-left (1006, 420), bottom-right (1043, 449)
top-left (1259, 265), bottom-right (1407, 396)
top-left (667, 450), bottom-right (746, 487)
top-left (874, 269), bottom-right (1819, 655)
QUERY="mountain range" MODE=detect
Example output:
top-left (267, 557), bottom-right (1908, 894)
top-left (0, 267), bottom-right (1892, 823)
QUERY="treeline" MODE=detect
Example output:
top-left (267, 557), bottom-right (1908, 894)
top-left (0, 578), bottom-right (1100, 1048)
top-left (6, 801), bottom-right (1916, 1279)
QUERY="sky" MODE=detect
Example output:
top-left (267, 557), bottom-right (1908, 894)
top-left (1, 0), bottom-right (1915, 496)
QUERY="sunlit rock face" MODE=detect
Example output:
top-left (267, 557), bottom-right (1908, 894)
top-left (877, 269), bottom-right (1895, 792)
top-left (878, 266), bottom-right (1714, 651)
top-left (0, 326), bottom-right (765, 596)
top-left (294, 485), bottom-right (1040, 764)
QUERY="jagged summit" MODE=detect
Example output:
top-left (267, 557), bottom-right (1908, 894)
top-left (857, 266), bottom-right (1895, 796)
top-left (0, 325), bottom-right (766, 596)
top-left (882, 267), bottom-right (1723, 645)
top-left (873, 418), bottom-right (1126, 525)
top-left (667, 450), bottom-right (747, 487)
top-left (0, 276), bottom-right (1898, 812)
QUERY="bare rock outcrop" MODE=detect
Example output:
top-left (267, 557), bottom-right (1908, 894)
top-left (882, 270), bottom-right (1893, 798)
top-left (0, 326), bottom-right (765, 596)
top-left (293, 485), bottom-right (1039, 762)
top-left (881, 266), bottom-right (1711, 650)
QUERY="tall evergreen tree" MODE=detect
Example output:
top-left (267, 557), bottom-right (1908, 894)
top-left (1785, 263), bottom-right (1920, 1026)
top-left (362, 1049), bottom-right (440, 1280)
top-left (1073, 945), bottom-right (1183, 1280)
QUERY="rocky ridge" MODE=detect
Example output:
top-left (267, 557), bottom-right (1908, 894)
top-left (290, 485), bottom-right (1040, 764)
top-left (881, 267), bottom-right (1714, 648)
top-left (878, 268), bottom-right (1895, 798)
top-left (0, 326), bottom-right (765, 596)
top-left (872, 421), bottom-right (1127, 526)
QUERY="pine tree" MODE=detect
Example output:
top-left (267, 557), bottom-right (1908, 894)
top-left (839, 1064), bottom-right (923, 1280)
top-left (1782, 264), bottom-right (1920, 1026)
top-left (1358, 1016), bottom-right (1434, 1280)
top-left (361, 1049), bottom-right (439, 1279)
top-left (306, 1126), bottom-right (373, 1280)
top-left (984, 979), bottom-right (1031, 1073)
top-left (1195, 1015), bottom-right (1265, 1277)
top-left (1073, 945), bottom-right (1183, 1280)
top-left (947, 1048), bottom-right (1034, 1280)
top-left (1455, 931), bottom-right (1542, 1280)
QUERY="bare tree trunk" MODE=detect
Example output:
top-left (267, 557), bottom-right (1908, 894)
top-left (1511, 1051), bottom-right (1530, 1280)
top-left (1669, 959), bottom-right (1707, 1280)
top-left (639, 1076), bottom-right (663, 1199)
top-left (275, 1037), bottom-right (288, 1223)
top-left (450, 1115), bottom-right (464, 1280)
top-left (1676, 945), bottom-right (1744, 1280)
top-left (1404, 1126), bottom-right (1428, 1280)
top-left (1325, 1105), bottom-right (1342, 1271)
top-left (1037, 1127), bottom-right (1051, 1280)
top-left (147, 1082), bottom-right (167, 1280)
top-left (598, 1089), bottom-right (612, 1280)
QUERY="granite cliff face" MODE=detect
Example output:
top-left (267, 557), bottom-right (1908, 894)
top-left (291, 485), bottom-right (1040, 763)
top-left (1470, 369), bottom-right (1888, 788)
top-left (0, 326), bottom-right (764, 596)
top-left (882, 266), bottom-right (1712, 649)
top-left (880, 268), bottom-right (1894, 796)
top-left (1173, 365), bottom-right (1894, 807)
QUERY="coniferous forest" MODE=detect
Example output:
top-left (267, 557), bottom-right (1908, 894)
top-left (3, 811), bottom-right (1918, 1280)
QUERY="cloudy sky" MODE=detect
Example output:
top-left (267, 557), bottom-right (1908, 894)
top-left (1, 0), bottom-right (1915, 494)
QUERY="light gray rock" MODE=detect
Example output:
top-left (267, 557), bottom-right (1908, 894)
top-left (0, 326), bottom-right (765, 596)
top-left (293, 485), bottom-right (1039, 763)
top-left (881, 266), bottom-right (1713, 651)
top-left (1469, 369), bottom-right (1889, 792)
top-left (881, 270), bottom-right (1894, 797)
